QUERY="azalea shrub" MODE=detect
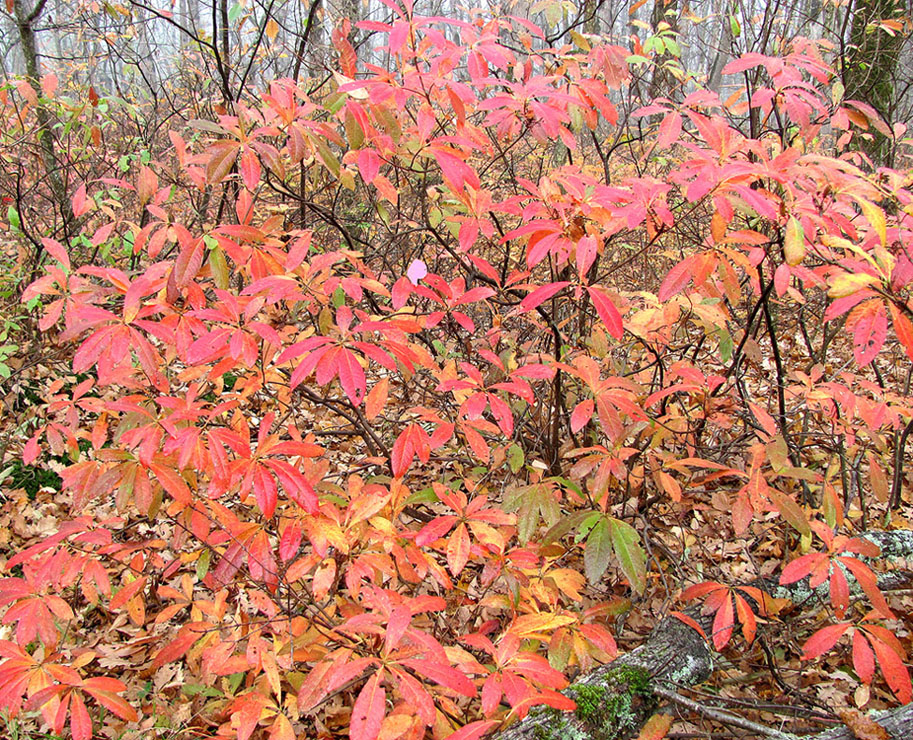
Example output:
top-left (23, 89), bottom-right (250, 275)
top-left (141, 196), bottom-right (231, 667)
top-left (3, 2), bottom-right (913, 739)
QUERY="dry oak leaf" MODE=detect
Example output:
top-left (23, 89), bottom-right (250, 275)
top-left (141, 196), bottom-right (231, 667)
top-left (836, 708), bottom-right (892, 740)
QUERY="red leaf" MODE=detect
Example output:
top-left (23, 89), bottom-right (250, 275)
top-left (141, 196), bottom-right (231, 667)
top-left (82, 686), bottom-right (138, 722)
top-left (838, 556), bottom-right (894, 618)
top-left (779, 552), bottom-right (825, 585)
top-left (711, 592), bottom-right (734, 650)
top-left (399, 659), bottom-right (477, 697)
top-left (520, 282), bottom-right (569, 312)
top-left (657, 111), bottom-right (682, 149)
top-left (109, 577), bottom-right (147, 611)
top-left (446, 521), bottom-right (471, 576)
top-left (236, 693), bottom-right (268, 740)
top-left (802, 622), bottom-right (851, 660)
top-left (570, 399), bottom-right (594, 433)
top-left (637, 713), bottom-right (674, 740)
top-left (868, 629), bottom-right (912, 703)
top-left (152, 623), bottom-right (206, 669)
top-left (829, 567), bottom-right (850, 618)
top-left (23, 433), bottom-right (40, 464)
top-left (734, 593), bottom-right (757, 645)
top-left (384, 605), bottom-right (411, 653)
top-left (350, 672), bottom-right (385, 740)
top-left (240, 149), bottom-right (261, 190)
top-left (358, 149), bottom-right (381, 182)
top-left (681, 581), bottom-right (723, 601)
top-left (852, 630), bottom-right (875, 683)
top-left (171, 234), bottom-right (205, 291)
top-left (71, 184), bottom-right (89, 217)
top-left (889, 302), bottom-right (913, 362)
top-left (365, 378), bottom-right (389, 420)
top-left (747, 401), bottom-right (779, 439)
top-left (587, 286), bottom-right (623, 339)
top-left (669, 611), bottom-right (707, 640)
top-left (415, 516), bottom-right (457, 546)
top-left (42, 238), bottom-right (70, 271)
top-left (446, 720), bottom-right (500, 740)
top-left (851, 302), bottom-right (887, 366)
top-left (206, 141), bottom-right (240, 184)
top-left (337, 348), bottom-right (366, 405)
top-left (69, 692), bottom-right (92, 740)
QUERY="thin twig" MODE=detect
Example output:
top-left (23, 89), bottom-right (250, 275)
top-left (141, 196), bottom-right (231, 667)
top-left (654, 686), bottom-right (799, 740)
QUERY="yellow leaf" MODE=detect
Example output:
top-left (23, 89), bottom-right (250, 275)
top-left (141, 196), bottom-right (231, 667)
top-left (265, 18), bottom-right (279, 41)
top-left (269, 714), bottom-right (295, 740)
top-left (783, 216), bottom-right (805, 265)
top-left (852, 195), bottom-right (887, 246)
top-left (828, 272), bottom-right (878, 298)
top-left (511, 612), bottom-right (577, 639)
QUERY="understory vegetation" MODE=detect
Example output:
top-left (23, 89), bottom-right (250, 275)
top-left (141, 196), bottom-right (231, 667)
top-left (1, 1), bottom-right (913, 739)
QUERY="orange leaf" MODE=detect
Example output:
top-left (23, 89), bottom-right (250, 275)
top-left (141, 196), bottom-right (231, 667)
top-left (446, 521), bottom-right (471, 576)
top-left (109, 577), bottom-right (147, 612)
top-left (365, 378), bottom-right (389, 420)
top-left (637, 713), bottom-right (674, 740)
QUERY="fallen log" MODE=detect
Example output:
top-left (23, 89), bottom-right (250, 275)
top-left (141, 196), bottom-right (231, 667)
top-left (493, 529), bottom-right (913, 740)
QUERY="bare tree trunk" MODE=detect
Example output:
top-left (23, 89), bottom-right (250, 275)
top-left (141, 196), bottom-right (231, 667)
top-left (11, 0), bottom-right (72, 241)
top-left (291, 0), bottom-right (324, 81)
top-left (648, 0), bottom-right (680, 100)
top-left (843, 0), bottom-right (907, 164)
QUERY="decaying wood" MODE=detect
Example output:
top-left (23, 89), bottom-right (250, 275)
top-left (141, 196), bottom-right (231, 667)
top-left (493, 529), bottom-right (913, 740)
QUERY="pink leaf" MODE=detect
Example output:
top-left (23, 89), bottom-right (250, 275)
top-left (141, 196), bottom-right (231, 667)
top-left (658, 256), bottom-right (693, 302)
top-left (407, 259), bottom-right (428, 285)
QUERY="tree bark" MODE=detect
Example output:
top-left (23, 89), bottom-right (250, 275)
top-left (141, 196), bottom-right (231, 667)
top-left (11, 0), bottom-right (73, 239)
top-left (647, 0), bottom-right (679, 101)
top-left (843, 0), bottom-right (907, 164)
top-left (815, 704), bottom-right (913, 740)
top-left (493, 529), bottom-right (913, 740)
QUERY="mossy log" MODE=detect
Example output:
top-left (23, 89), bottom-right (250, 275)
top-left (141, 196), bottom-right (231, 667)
top-left (493, 529), bottom-right (913, 740)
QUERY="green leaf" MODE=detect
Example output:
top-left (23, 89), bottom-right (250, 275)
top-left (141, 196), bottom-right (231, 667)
top-left (610, 518), bottom-right (646, 594)
top-left (541, 510), bottom-right (594, 545)
top-left (196, 549), bottom-right (210, 580)
top-left (718, 327), bottom-right (733, 363)
top-left (507, 443), bottom-right (524, 473)
top-left (182, 683), bottom-right (222, 698)
top-left (7, 206), bottom-right (20, 232)
top-left (404, 486), bottom-right (439, 506)
top-left (584, 517), bottom-right (612, 584)
top-left (209, 245), bottom-right (229, 290)
top-left (768, 488), bottom-right (811, 536)
top-left (575, 511), bottom-right (602, 543)
top-left (553, 476), bottom-right (584, 500)
top-left (344, 110), bottom-right (365, 149)
top-left (504, 482), bottom-right (560, 543)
